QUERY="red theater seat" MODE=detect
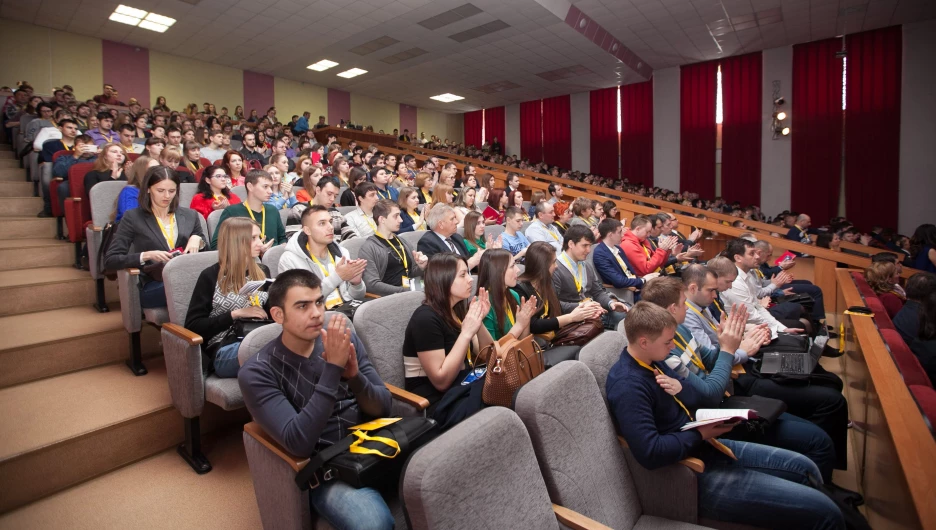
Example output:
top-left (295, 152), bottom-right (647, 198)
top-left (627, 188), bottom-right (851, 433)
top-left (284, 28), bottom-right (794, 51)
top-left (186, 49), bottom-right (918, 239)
top-left (880, 329), bottom-right (933, 388)
top-left (909, 385), bottom-right (936, 431)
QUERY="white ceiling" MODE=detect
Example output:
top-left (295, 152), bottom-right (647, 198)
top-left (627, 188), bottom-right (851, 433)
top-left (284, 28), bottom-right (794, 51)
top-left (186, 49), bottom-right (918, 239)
top-left (2, 0), bottom-right (934, 112)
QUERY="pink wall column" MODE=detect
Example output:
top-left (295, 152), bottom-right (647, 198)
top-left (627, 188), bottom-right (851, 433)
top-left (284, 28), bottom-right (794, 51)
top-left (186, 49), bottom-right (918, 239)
top-left (243, 71), bottom-right (274, 117)
top-left (400, 104), bottom-right (417, 136)
top-left (327, 88), bottom-right (350, 125)
top-left (102, 40), bottom-right (150, 107)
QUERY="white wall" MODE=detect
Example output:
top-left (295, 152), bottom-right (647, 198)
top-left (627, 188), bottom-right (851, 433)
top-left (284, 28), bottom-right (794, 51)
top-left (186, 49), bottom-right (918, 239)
top-left (570, 91), bottom-right (591, 173)
top-left (899, 19), bottom-right (936, 236)
top-left (653, 67), bottom-right (680, 191)
top-left (760, 46), bottom-right (793, 217)
top-left (505, 103), bottom-right (521, 158)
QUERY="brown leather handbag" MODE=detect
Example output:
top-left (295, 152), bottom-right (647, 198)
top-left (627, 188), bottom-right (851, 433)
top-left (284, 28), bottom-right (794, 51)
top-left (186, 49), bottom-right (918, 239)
top-left (474, 334), bottom-right (544, 407)
top-left (551, 318), bottom-right (604, 347)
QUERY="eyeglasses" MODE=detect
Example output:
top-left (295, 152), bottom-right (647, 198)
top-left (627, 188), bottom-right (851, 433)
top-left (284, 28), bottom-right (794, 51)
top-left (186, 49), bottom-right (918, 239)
top-left (211, 173), bottom-right (229, 179)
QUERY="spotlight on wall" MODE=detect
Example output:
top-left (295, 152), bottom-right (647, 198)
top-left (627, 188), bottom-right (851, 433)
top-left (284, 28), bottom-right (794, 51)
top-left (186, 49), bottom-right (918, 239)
top-left (771, 91), bottom-right (789, 140)
top-left (775, 126), bottom-right (791, 136)
top-left (775, 111), bottom-right (787, 121)
top-left (774, 97), bottom-right (785, 106)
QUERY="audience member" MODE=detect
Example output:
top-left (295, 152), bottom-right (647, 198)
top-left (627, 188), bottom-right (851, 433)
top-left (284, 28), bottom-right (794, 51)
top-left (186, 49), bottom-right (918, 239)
top-left (339, 167), bottom-right (369, 207)
top-left (238, 269), bottom-right (393, 530)
top-left (262, 162), bottom-right (296, 210)
top-left (553, 225), bottom-right (629, 330)
top-left (86, 111), bottom-right (117, 146)
top-left (452, 187), bottom-right (477, 228)
top-left (477, 248), bottom-right (539, 340)
top-left (84, 144), bottom-right (127, 199)
top-left (210, 170), bottom-right (286, 250)
top-left (500, 207), bottom-right (531, 258)
top-left (482, 189), bottom-right (507, 225)
top-left (754, 240), bottom-right (826, 323)
top-left (524, 202), bottom-right (563, 253)
top-left (417, 205), bottom-right (484, 271)
top-left (185, 217), bottom-right (270, 378)
top-left (910, 224), bottom-right (936, 273)
top-left (279, 205), bottom-right (367, 311)
top-left (620, 215), bottom-right (679, 277)
top-left (894, 272), bottom-right (936, 347)
top-left (189, 165), bottom-right (241, 219)
top-left (397, 186), bottom-right (426, 233)
top-left (344, 182), bottom-right (379, 239)
top-left (593, 218), bottom-right (656, 301)
top-left (552, 201), bottom-right (572, 236)
top-left (360, 199), bottom-right (428, 296)
top-left (116, 156), bottom-right (158, 222)
top-left (864, 261), bottom-right (905, 318)
top-left (104, 167), bottom-right (205, 308)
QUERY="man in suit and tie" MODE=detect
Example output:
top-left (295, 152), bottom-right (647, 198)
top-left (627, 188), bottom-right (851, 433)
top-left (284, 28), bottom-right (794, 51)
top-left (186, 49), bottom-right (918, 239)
top-left (416, 204), bottom-right (485, 271)
top-left (593, 219), bottom-right (659, 303)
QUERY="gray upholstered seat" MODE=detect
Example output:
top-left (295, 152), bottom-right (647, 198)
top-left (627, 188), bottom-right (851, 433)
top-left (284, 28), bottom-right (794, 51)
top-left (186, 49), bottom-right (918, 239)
top-left (206, 209), bottom-right (224, 241)
top-left (352, 291), bottom-right (424, 390)
top-left (178, 183), bottom-right (199, 208)
top-left (578, 331), bottom-right (628, 399)
top-left (484, 224), bottom-right (505, 240)
top-left (230, 185), bottom-right (247, 201)
top-left (340, 237), bottom-right (367, 260)
top-left (403, 407), bottom-right (608, 530)
top-left (86, 181), bottom-right (126, 312)
top-left (397, 230), bottom-right (425, 250)
top-left (261, 244), bottom-right (288, 277)
top-left (475, 201), bottom-right (488, 211)
top-left (514, 361), bottom-right (705, 529)
top-left (336, 205), bottom-right (356, 216)
top-left (160, 251), bottom-right (227, 473)
top-left (237, 323), bottom-right (283, 366)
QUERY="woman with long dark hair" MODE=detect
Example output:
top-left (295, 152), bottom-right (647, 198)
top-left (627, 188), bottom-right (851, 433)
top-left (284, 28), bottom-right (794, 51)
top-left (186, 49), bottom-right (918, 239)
top-left (476, 249), bottom-right (537, 340)
top-left (339, 167), bottom-right (368, 207)
top-left (401, 253), bottom-right (493, 406)
top-left (911, 224), bottom-right (936, 273)
top-left (189, 165), bottom-right (241, 219)
top-left (482, 188), bottom-right (507, 225)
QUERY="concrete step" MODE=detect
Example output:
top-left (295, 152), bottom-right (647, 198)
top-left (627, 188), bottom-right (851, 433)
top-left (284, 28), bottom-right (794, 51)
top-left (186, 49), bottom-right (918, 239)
top-left (0, 168), bottom-right (26, 181)
top-left (0, 360), bottom-right (250, 513)
top-left (0, 144), bottom-right (12, 151)
top-left (0, 197), bottom-right (43, 217)
top-left (0, 238), bottom-right (73, 270)
top-left (0, 304), bottom-right (163, 388)
top-left (0, 151), bottom-right (14, 159)
top-left (0, 181), bottom-right (33, 197)
top-left (0, 266), bottom-right (118, 316)
top-left (0, 216), bottom-right (57, 239)
top-left (0, 159), bottom-right (17, 168)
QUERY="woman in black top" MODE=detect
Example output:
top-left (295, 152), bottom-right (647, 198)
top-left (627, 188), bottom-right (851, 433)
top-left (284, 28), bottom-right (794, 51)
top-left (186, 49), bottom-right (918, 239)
top-left (84, 143), bottom-right (127, 198)
top-left (185, 217), bottom-right (270, 377)
top-left (512, 242), bottom-right (604, 336)
top-left (339, 167), bottom-right (368, 207)
top-left (401, 253), bottom-right (493, 406)
top-left (104, 166), bottom-right (205, 309)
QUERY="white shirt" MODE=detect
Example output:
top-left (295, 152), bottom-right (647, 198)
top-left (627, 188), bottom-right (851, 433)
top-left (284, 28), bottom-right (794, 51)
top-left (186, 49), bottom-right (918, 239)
top-left (524, 219), bottom-right (562, 252)
top-left (34, 127), bottom-right (62, 151)
top-left (344, 208), bottom-right (376, 239)
top-left (721, 265), bottom-right (787, 337)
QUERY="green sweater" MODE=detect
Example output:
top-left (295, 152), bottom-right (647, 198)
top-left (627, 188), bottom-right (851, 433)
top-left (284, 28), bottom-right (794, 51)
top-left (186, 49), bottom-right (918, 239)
top-left (464, 237), bottom-right (486, 258)
top-left (210, 203), bottom-right (287, 250)
top-left (484, 291), bottom-right (521, 340)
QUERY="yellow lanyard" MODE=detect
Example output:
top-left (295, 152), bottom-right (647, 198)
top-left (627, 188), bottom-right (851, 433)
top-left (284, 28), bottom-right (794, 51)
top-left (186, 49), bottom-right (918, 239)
top-left (307, 244), bottom-right (335, 277)
top-left (674, 331), bottom-right (707, 373)
top-left (245, 205), bottom-right (266, 240)
top-left (408, 210), bottom-right (424, 229)
top-left (364, 213), bottom-right (377, 233)
top-left (555, 221), bottom-right (566, 231)
top-left (63, 143), bottom-right (73, 152)
top-left (561, 254), bottom-right (584, 294)
top-left (505, 304), bottom-right (515, 327)
top-left (641, 243), bottom-right (662, 273)
top-left (612, 249), bottom-right (636, 278)
top-left (712, 297), bottom-right (725, 316)
top-left (376, 233), bottom-right (407, 270)
top-left (421, 190), bottom-right (432, 203)
top-left (633, 356), bottom-right (737, 459)
top-left (685, 302), bottom-right (718, 331)
top-left (754, 269), bottom-right (765, 279)
top-left (155, 214), bottom-right (176, 249)
top-left (376, 187), bottom-right (392, 200)
top-left (541, 222), bottom-right (559, 240)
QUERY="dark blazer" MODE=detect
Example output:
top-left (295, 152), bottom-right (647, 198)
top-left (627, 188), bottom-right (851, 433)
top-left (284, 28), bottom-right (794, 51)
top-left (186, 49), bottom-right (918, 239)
top-left (416, 231), bottom-right (469, 259)
top-left (592, 243), bottom-right (644, 290)
top-left (552, 259), bottom-right (614, 313)
top-left (104, 207), bottom-right (206, 281)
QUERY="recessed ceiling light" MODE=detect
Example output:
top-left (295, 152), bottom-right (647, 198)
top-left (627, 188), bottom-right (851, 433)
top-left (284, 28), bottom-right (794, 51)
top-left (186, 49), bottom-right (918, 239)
top-left (337, 68), bottom-right (368, 78)
top-left (430, 93), bottom-right (465, 103)
top-left (307, 59), bottom-right (339, 71)
top-left (108, 5), bottom-right (176, 32)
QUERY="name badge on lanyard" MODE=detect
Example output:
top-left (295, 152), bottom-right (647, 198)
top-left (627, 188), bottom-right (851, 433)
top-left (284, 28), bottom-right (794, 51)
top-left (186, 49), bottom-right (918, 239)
top-left (325, 289), bottom-right (343, 309)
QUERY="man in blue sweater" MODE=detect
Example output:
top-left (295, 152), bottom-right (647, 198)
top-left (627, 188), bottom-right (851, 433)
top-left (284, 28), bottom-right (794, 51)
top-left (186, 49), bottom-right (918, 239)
top-left (239, 270), bottom-right (394, 530)
top-left (606, 302), bottom-right (844, 529)
top-left (641, 276), bottom-right (837, 482)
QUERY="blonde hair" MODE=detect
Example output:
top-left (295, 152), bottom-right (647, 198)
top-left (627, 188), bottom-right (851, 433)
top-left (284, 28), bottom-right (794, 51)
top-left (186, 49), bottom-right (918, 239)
top-left (216, 217), bottom-right (266, 294)
top-left (127, 156), bottom-right (153, 188)
top-left (864, 261), bottom-right (897, 294)
top-left (414, 171), bottom-right (432, 190)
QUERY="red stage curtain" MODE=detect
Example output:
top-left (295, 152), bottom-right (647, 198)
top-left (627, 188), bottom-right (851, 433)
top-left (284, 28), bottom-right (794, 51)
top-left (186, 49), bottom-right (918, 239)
top-left (791, 38), bottom-right (843, 224)
top-left (680, 61), bottom-right (718, 197)
top-left (845, 26), bottom-right (901, 232)
top-left (720, 52), bottom-right (763, 206)
top-left (463, 110), bottom-right (483, 149)
top-left (542, 95), bottom-right (572, 169)
top-left (520, 100), bottom-right (543, 162)
top-left (484, 106), bottom-right (506, 151)
top-left (590, 87), bottom-right (619, 179)
top-left (620, 81), bottom-right (654, 187)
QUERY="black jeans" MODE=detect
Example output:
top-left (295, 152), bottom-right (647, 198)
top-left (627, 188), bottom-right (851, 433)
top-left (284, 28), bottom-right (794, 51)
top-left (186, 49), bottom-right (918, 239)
top-left (735, 365), bottom-right (849, 470)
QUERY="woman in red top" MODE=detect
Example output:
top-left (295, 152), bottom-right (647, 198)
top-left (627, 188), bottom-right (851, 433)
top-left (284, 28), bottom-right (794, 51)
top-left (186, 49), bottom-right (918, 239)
top-left (865, 261), bottom-right (905, 318)
top-left (221, 150), bottom-right (246, 188)
top-left (482, 188), bottom-right (508, 226)
top-left (189, 165), bottom-right (241, 219)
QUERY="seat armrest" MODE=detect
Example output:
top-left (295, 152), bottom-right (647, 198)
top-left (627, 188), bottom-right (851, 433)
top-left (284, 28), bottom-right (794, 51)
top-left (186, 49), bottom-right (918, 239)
top-left (552, 504), bottom-right (613, 530)
top-left (162, 322), bottom-right (203, 345)
top-left (617, 436), bottom-right (704, 472)
top-left (244, 422), bottom-right (310, 473)
top-left (386, 383), bottom-right (430, 411)
top-left (365, 292), bottom-right (382, 299)
top-left (127, 268), bottom-right (140, 275)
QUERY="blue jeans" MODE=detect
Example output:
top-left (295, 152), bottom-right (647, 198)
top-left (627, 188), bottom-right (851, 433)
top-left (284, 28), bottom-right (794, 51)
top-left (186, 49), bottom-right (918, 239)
top-left (603, 308), bottom-right (626, 330)
top-left (783, 280), bottom-right (826, 320)
top-left (213, 342), bottom-right (242, 378)
top-left (698, 439), bottom-right (844, 530)
top-left (722, 412), bottom-right (836, 483)
top-left (308, 480), bottom-right (394, 530)
top-left (140, 281), bottom-right (166, 309)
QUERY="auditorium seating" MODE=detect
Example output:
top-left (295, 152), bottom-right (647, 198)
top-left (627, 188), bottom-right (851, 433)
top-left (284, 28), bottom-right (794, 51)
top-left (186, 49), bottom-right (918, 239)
top-left (86, 180), bottom-right (125, 312)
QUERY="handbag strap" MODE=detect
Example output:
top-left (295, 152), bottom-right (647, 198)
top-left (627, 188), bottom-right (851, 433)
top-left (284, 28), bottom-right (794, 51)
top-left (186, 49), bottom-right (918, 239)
top-left (295, 435), bottom-right (356, 490)
top-left (349, 430), bottom-right (400, 458)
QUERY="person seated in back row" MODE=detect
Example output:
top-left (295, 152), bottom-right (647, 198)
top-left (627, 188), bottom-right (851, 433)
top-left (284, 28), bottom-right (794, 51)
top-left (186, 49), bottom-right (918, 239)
top-left (238, 269), bottom-right (394, 530)
top-left (210, 169), bottom-right (286, 251)
top-left (606, 302), bottom-right (845, 530)
top-left (359, 199), bottom-right (429, 297)
top-left (593, 218), bottom-right (658, 303)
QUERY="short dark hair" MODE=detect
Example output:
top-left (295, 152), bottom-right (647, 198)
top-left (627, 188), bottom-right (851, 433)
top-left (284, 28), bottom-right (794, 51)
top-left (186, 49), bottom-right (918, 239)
top-left (373, 199), bottom-right (398, 225)
top-left (871, 252), bottom-right (899, 264)
top-left (548, 182), bottom-right (560, 195)
top-left (505, 206), bottom-right (524, 220)
top-left (725, 238), bottom-right (754, 262)
top-left (96, 111), bottom-right (113, 121)
top-left (623, 301), bottom-right (677, 344)
top-left (58, 118), bottom-right (77, 128)
top-left (598, 218), bottom-right (622, 239)
top-left (300, 204), bottom-right (329, 224)
top-left (245, 169), bottom-right (272, 188)
top-left (317, 176), bottom-right (340, 190)
top-left (268, 269), bottom-right (323, 310)
top-left (353, 182), bottom-right (377, 200)
top-left (562, 224), bottom-right (594, 251)
top-left (118, 124), bottom-right (134, 134)
top-left (682, 263), bottom-right (713, 288)
top-left (641, 277), bottom-right (685, 309)
top-left (905, 272), bottom-right (936, 302)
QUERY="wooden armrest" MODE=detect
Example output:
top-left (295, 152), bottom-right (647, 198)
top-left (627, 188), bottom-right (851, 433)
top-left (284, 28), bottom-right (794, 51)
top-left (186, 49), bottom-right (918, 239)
top-left (386, 383), bottom-right (430, 410)
top-left (66, 197), bottom-right (82, 202)
top-left (92, 226), bottom-right (104, 232)
top-left (162, 322), bottom-right (203, 346)
top-left (244, 422), bottom-right (309, 473)
top-left (127, 268), bottom-right (140, 275)
top-left (732, 364), bottom-right (746, 375)
top-left (365, 292), bottom-right (382, 299)
top-left (53, 177), bottom-right (63, 181)
top-left (552, 504), bottom-right (613, 530)
top-left (617, 436), bottom-right (705, 473)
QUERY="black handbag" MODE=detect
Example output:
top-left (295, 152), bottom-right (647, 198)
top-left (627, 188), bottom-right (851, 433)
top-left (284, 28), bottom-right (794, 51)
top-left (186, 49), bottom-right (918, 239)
top-left (721, 395), bottom-right (787, 432)
top-left (295, 417), bottom-right (438, 490)
top-left (219, 318), bottom-right (274, 348)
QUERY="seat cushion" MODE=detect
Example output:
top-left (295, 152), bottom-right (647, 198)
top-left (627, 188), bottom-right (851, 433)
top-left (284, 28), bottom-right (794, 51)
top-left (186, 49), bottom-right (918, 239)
top-left (634, 515), bottom-right (709, 530)
top-left (205, 375), bottom-right (244, 411)
top-left (143, 306), bottom-right (170, 326)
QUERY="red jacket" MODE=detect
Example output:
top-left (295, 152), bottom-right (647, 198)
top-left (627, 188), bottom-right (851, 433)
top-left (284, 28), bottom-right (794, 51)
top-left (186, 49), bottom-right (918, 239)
top-left (189, 192), bottom-right (241, 219)
top-left (619, 230), bottom-right (669, 276)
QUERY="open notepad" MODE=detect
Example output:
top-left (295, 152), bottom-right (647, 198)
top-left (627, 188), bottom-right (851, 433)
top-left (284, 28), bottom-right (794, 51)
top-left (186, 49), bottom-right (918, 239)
top-left (238, 279), bottom-right (274, 297)
top-left (680, 409), bottom-right (759, 431)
